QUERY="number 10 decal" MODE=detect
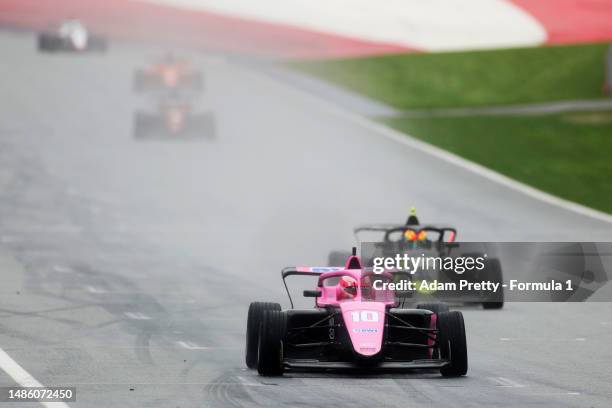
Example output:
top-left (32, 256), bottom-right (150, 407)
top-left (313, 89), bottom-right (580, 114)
top-left (351, 311), bottom-right (379, 322)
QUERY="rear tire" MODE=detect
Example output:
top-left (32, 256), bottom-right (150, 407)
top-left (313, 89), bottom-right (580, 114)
top-left (438, 311), bottom-right (468, 377)
top-left (257, 310), bottom-right (286, 376)
top-left (417, 302), bottom-right (449, 314)
top-left (417, 302), bottom-right (448, 359)
top-left (481, 258), bottom-right (504, 309)
top-left (37, 33), bottom-right (56, 51)
top-left (132, 112), bottom-right (154, 139)
top-left (245, 302), bottom-right (280, 369)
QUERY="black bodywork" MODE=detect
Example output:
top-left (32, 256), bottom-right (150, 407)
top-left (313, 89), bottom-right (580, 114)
top-left (282, 307), bottom-right (445, 371)
top-left (351, 225), bottom-right (504, 308)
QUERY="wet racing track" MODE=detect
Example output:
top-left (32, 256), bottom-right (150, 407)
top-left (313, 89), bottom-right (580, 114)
top-left (1, 30), bottom-right (612, 407)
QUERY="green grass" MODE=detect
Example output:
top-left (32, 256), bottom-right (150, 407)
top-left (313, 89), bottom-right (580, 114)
top-left (384, 110), bottom-right (612, 214)
top-left (292, 43), bottom-right (609, 109)
top-left (291, 43), bottom-right (612, 213)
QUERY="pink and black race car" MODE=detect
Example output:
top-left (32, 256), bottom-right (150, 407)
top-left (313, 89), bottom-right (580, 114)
top-left (246, 249), bottom-right (467, 377)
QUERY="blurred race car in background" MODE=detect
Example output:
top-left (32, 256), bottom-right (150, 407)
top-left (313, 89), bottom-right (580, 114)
top-left (133, 97), bottom-right (215, 140)
top-left (327, 209), bottom-right (455, 266)
top-left (133, 54), bottom-right (204, 92)
top-left (328, 209), bottom-right (504, 309)
top-left (246, 249), bottom-right (467, 377)
top-left (38, 20), bottom-right (107, 52)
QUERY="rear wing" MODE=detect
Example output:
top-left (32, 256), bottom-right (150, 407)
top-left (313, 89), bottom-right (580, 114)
top-left (354, 224), bottom-right (457, 243)
top-left (281, 266), bottom-right (343, 308)
top-left (353, 224), bottom-right (401, 242)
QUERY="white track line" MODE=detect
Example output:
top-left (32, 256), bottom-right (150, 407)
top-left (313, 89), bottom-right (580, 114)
top-left (492, 377), bottom-right (524, 388)
top-left (241, 64), bottom-right (612, 224)
top-left (0, 347), bottom-right (70, 408)
top-left (52, 266), bottom-right (74, 274)
top-left (124, 312), bottom-right (152, 320)
top-left (85, 286), bottom-right (106, 294)
top-left (236, 376), bottom-right (265, 387)
top-left (176, 341), bottom-right (209, 350)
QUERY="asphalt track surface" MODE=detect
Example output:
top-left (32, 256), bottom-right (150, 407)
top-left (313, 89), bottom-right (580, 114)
top-left (1, 30), bottom-right (612, 407)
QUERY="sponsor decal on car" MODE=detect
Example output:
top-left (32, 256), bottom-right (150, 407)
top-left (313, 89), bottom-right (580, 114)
top-left (353, 328), bottom-right (378, 333)
top-left (310, 267), bottom-right (343, 272)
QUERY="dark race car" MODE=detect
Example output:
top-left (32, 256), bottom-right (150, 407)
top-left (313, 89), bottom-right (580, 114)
top-left (246, 249), bottom-right (467, 377)
top-left (38, 20), bottom-right (107, 52)
top-left (328, 209), bottom-right (504, 309)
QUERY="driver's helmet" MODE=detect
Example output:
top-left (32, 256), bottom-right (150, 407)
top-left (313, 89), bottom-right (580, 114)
top-left (336, 276), bottom-right (358, 300)
top-left (404, 207), bottom-right (425, 241)
top-left (405, 206), bottom-right (420, 226)
top-left (404, 229), bottom-right (427, 241)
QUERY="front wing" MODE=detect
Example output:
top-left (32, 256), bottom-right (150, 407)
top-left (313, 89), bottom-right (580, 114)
top-left (285, 359), bottom-right (449, 372)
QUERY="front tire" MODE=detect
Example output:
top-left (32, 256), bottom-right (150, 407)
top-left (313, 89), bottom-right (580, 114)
top-left (37, 33), bottom-right (57, 51)
top-left (438, 311), bottom-right (468, 377)
top-left (257, 310), bottom-right (286, 376)
top-left (245, 302), bottom-right (280, 369)
top-left (132, 112), bottom-right (155, 139)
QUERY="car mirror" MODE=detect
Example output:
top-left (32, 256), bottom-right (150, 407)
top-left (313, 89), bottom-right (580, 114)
top-left (303, 290), bottom-right (321, 298)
